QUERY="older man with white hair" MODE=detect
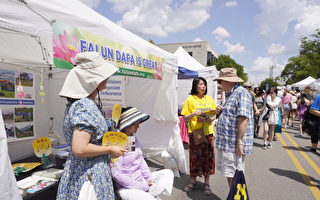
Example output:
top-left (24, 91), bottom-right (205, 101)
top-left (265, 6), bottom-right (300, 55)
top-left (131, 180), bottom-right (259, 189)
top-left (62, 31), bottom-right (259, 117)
top-left (214, 68), bottom-right (254, 187)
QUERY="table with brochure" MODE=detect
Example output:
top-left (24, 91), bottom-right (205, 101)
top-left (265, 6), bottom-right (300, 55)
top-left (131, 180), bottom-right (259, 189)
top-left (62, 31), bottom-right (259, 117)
top-left (13, 145), bottom-right (68, 200)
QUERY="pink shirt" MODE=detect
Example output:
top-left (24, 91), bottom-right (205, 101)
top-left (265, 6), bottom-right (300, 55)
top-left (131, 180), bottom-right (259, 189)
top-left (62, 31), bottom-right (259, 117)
top-left (281, 93), bottom-right (292, 104)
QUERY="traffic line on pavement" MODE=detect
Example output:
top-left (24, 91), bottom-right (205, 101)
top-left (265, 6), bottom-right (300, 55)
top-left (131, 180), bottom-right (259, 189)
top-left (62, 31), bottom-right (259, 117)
top-left (282, 131), bottom-right (320, 176)
top-left (277, 133), bottom-right (320, 200)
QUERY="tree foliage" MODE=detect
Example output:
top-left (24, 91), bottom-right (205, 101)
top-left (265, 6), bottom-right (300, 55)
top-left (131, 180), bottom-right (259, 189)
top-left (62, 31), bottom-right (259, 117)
top-left (211, 54), bottom-right (248, 82)
top-left (281, 29), bottom-right (320, 85)
top-left (260, 78), bottom-right (279, 90)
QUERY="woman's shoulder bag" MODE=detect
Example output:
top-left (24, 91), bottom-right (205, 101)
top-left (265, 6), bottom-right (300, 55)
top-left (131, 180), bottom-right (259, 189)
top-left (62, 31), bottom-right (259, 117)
top-left (302, 107), bottom-right (319, 136)
top-left (192, 128), bottom-right (207, 145)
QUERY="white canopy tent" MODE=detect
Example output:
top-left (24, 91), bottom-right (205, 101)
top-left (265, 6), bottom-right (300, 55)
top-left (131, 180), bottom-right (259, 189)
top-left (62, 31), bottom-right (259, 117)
top-left (174, 47), bottom-right (218, 110)
top-left (291, 76), bottom-right (316, 90)
top-left (175, 46), bottom-right (208, 71)
top-left (309, 78), bottom-right (320, 91)
top-left (0, 0), bottom-right (187, 174)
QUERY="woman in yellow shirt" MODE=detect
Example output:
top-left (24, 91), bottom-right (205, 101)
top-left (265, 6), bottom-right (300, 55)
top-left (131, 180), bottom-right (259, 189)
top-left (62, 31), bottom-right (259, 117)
top-left (181, 77), bottom-right (217, 196)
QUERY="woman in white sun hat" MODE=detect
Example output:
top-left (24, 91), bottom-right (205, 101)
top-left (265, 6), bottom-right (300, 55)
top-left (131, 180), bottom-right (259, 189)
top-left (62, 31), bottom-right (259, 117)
top-left (57, 52), bottom-right (127, 200)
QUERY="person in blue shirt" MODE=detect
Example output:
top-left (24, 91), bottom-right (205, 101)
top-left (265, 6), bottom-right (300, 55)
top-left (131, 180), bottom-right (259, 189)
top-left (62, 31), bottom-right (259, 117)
top-left (309, 93), bottom-right (320, 152)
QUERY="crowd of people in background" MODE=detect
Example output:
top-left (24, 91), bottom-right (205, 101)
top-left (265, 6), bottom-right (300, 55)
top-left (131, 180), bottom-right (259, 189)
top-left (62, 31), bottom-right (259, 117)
top-left (246, 84), bottom-right (319, 152)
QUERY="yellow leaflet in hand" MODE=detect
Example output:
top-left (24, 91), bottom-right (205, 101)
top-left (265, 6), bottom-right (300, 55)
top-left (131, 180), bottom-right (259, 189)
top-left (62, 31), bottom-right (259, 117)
top-left (102, 131), bottom-right (127, 163)
top-left (32, 137), bottom-right (52, 157)
top-left (102, 131), bottom-right (127, 148)
top-left (202, 110), bottom-right (216, 117)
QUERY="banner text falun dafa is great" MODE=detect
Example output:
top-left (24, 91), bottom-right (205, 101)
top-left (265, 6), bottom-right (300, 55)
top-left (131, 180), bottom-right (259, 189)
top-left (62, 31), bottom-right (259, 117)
top-left (52, 22), bottom-right (163, 80)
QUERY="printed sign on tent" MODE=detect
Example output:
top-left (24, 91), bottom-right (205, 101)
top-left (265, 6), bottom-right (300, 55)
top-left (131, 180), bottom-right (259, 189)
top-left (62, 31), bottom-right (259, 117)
top-left (0, 68), bottom-right (35, 142)
top-left (100, 76), bottom-right (125, 118)
top-left (52, 22), bottom-right (163, 80)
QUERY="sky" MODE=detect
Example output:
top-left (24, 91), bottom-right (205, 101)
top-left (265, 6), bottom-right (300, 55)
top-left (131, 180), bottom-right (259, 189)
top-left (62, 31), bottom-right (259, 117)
top-left (79, 0), bottom-right (320, 84)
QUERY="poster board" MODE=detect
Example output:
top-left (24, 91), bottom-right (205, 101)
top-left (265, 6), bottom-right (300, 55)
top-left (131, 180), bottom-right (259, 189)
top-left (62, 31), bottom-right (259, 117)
top-left (0, 68), bottom-right (35, 142)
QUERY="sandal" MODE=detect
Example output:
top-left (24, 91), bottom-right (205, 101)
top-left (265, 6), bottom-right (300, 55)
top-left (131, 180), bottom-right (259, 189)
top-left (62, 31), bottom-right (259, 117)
top-left (203, 184), bottom-right (213, 196)
top-left (183, 182), bottom-right (198, 192)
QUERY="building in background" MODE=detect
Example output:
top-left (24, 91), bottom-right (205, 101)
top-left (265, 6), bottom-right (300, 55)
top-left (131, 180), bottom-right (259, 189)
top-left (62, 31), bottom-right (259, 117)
top-left (157, 41), bottom-right (218, 66)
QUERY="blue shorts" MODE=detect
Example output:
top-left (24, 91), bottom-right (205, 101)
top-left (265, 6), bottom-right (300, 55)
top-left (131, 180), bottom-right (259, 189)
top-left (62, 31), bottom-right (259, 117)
top-left (283, 104), bottom-right (291, 111)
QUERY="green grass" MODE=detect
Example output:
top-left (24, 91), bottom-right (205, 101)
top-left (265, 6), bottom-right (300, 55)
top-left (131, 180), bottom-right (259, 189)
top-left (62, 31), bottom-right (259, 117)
top-left (0, 90), bottom-right (14, 98)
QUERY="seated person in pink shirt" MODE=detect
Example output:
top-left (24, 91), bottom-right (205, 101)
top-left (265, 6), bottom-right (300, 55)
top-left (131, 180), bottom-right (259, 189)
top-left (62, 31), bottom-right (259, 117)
top-left (111, 107), bottom-right (174, 200)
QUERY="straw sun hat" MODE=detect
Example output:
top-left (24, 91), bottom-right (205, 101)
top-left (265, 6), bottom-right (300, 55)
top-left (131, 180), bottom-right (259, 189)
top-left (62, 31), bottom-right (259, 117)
top-left (59, 52), bottom-right (118, 99)
top-left (243, 82), bottom-right (254, 87)
top-left (213, 68), bottom-right (243, 83)
top-left (119, 107), bottom-right (150, 131)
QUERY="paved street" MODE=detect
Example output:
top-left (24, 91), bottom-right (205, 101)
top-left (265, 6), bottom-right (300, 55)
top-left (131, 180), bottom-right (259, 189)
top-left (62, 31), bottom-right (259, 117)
top-left (150, 121), bottom-right (320, 200)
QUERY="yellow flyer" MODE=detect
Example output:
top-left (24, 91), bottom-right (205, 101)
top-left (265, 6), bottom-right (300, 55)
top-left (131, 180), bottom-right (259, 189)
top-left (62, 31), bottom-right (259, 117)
top-left (32, 137), bottom-right (52, 157)
top-left (12, 162), bottom-right (41, 173)
top-left (102, 131), bottom-right (128, 164)
top-left (202, 110), bottom-right (216, 117)
top-left (102, 131), bottom-right (128, 148)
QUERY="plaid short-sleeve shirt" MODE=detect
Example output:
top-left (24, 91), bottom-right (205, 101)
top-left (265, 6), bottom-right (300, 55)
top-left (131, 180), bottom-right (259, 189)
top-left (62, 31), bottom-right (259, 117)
top-left (215, 85), bottom-right (254, 154)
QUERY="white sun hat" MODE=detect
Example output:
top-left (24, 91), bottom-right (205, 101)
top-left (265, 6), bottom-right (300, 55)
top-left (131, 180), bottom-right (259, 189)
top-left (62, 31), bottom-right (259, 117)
top-left (59, 52), bottom-right (118, 99)
top-left (243, 82), bottom-right (254, 87)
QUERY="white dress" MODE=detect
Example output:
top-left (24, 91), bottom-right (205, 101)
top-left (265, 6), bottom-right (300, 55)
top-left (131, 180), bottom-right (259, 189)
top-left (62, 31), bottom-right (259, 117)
top-left (290, 95), bottom-right (298, 110)
top-left (267, 96), bottom-right (282, 125)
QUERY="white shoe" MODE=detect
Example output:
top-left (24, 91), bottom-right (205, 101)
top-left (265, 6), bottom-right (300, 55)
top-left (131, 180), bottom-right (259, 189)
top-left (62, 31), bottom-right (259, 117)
top-left (262, 144), bottom-right (268, 150)
top-left (267, 143), bottom-right (272, 149)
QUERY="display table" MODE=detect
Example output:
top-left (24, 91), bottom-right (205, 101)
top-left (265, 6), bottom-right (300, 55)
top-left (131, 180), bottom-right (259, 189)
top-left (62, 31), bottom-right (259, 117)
top-left (13, 155), bottom-right (66, 200)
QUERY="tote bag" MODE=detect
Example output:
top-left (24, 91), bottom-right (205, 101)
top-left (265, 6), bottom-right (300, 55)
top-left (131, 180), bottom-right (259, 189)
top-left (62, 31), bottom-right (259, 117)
top-left (227, 156), bottom-right (249, 200)
top-left (78, 180), bottom-right (98, 200)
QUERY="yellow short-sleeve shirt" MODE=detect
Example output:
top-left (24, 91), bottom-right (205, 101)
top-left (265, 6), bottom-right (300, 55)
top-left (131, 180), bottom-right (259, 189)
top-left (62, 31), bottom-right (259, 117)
top-left (181, 95), bottom-right (217, 135)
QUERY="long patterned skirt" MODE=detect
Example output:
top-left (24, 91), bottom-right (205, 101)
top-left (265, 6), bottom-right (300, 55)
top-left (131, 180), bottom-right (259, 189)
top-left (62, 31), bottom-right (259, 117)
top-left (189, 134), bottom-right (215, 178)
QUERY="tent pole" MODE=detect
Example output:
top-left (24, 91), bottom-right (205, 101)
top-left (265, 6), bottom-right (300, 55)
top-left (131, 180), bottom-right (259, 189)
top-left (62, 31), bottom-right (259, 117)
top-left (18, 0), bottom-right (56, 24)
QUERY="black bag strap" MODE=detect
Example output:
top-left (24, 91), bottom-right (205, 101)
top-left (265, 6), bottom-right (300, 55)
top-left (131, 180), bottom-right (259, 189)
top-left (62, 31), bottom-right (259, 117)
top-left (304, 105), bottom-right (320, 123)
top-left (266, 103), bottom-right (271, 110)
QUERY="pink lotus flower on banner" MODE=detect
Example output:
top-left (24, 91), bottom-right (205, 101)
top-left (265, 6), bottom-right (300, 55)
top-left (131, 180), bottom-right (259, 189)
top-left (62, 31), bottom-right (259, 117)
top-left (153, 63), bottom-right (163, 80)
top-left (53, 31), bottom-right (79, 65)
